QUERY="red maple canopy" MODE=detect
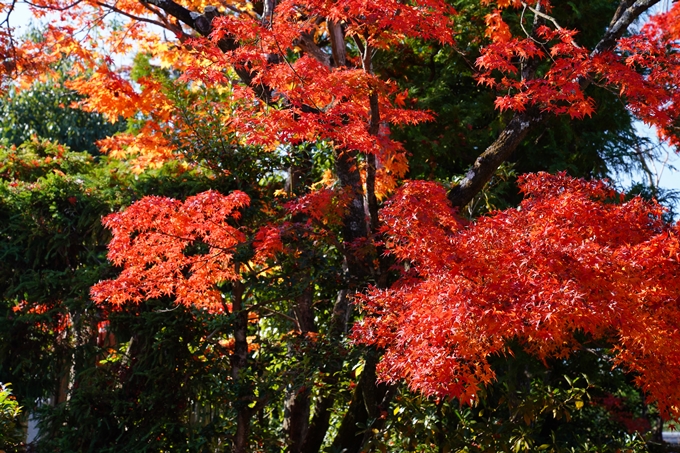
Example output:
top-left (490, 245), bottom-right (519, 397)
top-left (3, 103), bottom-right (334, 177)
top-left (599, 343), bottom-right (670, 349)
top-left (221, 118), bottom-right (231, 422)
top-left (355, 172), bottom-right (680, 418)
top-left (3, 0), bottom-right (680, 175)
top-left (91, 190), bottom-right (251, 312)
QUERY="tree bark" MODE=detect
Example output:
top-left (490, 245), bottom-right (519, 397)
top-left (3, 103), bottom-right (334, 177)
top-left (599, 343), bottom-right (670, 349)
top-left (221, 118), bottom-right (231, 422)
top-left (298, 288), bottom-right (351, 453)
top-left (330, 348), bottom-right (396, 453)
top-left (231, 279), bottom-right (252, 453)
top-left (284, 286), bottom-right (315, 452)
top-left (335, 149), bottom-right (371, 282)
top-left (366, 92), bottom-right (380, 233)
top-left (328, 21), bottom-right (347, 68)
top-left (284, 384), bottom-right (312, 453)
top-left (447, 110), bottom-right (545, 208)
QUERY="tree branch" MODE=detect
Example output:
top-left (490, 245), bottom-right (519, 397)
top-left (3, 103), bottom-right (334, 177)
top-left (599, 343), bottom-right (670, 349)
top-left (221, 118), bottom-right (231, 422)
top-left (328, 20), bottom-right (347, 67)
top-left (447, 110), bottom-right (544, 208)
top-left (142, 0), bottom-right (211, 35)
top-left (520, 1), bottom-right (564, 30)
top-left (295, 31), bottom-right (331, 68)
top-left (95, 1), bottom-right (172, 32)
top-left (593, 0), bottom-right (661, 57)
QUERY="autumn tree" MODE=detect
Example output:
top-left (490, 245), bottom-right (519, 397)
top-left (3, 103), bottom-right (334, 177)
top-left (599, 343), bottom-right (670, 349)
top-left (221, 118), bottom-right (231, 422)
top-left (355, 171), bottom-right (680, 418)
top-left (3, 0), bottom-right (680, 451)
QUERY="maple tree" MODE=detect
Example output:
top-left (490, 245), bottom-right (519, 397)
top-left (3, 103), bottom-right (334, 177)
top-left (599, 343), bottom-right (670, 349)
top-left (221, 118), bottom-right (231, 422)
top-left (355, 172), bottom-right (680, 416)
top-left (3, 0), bottom-right (680, 450)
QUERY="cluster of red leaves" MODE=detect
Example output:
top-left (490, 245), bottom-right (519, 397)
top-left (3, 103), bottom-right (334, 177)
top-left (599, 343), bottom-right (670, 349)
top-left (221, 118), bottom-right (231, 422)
top-left (355, 173), bottom-right (680, 417)
top-left (285, 188), bottom-right (353, 227)
top-left (171, 0), bottom-right (453, 162)
top-left (478, 26), bottom-right (596, 118)
top-left (252, 225), bottom-right (285, 263)
top-left (186, 28), bottom-right (433, 155)
top-left (606, 5), bottom-right (680, 147)
top-left (277, 0), bottom-right (455, 48)
top-left (477, 2), bottom-right (680, 129)
top-left (91, 190), bottom-right (250, 313)
top-left (11, 300), bottom-right (72, 334)
top-left (595, 393), bottom-right (652, 434)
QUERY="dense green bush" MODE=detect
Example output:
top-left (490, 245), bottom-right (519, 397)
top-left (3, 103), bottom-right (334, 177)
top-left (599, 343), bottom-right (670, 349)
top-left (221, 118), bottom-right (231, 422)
top-left (0, 383), bottom-right (23, 452)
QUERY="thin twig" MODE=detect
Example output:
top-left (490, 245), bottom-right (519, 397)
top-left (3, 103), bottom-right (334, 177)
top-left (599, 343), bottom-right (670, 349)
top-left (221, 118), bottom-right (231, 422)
top-left (257, 305), bottom-right (299, 325)
top-left (23, 0), bottom-right (85, 12)
top-left (520, 1), bottom-right (564, 30)
top-left (2, 0), bottom-right (18, 77)
top-left (95, 1), bottom-right (172, 31)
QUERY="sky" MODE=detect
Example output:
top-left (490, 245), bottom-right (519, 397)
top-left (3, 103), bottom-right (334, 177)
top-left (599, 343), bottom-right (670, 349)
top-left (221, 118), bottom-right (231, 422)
top-left (616, 124), bottom-right (680, 207)
top-left (618, 0), bottom-right (680, 214)
top-left (4, 0), bottom-right (680, 214)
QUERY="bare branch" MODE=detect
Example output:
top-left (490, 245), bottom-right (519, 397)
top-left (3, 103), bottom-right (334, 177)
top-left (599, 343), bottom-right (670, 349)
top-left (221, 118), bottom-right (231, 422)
top-left (2, 0), bottom-right (18, 76)
top-left (22, 0), bottom-right (85, 12)
top-left (520, 1), bottom-right (564, 30)
top-left (592, 0), bottom-right (661, 56)
top-left (95, 1), bottom-right (172, 31)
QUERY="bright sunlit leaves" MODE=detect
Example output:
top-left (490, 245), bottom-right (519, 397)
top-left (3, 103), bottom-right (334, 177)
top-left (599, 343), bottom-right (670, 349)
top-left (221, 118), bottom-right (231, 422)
top-left (91, 190), bottom-right (250, 313)
top-left (355, 173), bottom-right (680, 417)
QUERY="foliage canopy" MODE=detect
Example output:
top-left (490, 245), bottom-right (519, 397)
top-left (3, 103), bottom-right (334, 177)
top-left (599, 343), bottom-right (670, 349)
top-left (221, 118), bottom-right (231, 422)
top-left (2, 0), bottom-right (680, 451)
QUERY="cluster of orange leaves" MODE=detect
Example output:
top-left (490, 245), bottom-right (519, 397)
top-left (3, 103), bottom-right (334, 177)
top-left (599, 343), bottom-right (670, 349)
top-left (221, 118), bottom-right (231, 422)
top-left (2, 0), bottom-right (456, 189)
top-left (354, 172), bottom-right (680, 418)
top-left (5, 0), bottom-right (680, 180)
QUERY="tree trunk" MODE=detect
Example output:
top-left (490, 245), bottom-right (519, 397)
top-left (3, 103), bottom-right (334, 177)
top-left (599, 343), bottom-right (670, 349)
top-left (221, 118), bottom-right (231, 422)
top-left (331, 348), bottom-right (396, 453)
top-left (231, 279), bottom-right (253, 453)
top-left (284, 286), bottom-right (315, 452)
